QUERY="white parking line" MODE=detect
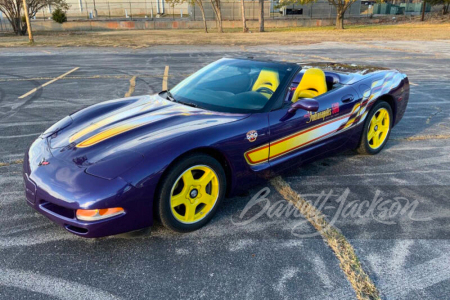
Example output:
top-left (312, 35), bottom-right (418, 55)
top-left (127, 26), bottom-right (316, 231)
top-left (18, 67), bottom-right (79, 99)
top-left (162, 66), bottom-right (169, 91)
top-left (0, 268), bottom-right (122, 300)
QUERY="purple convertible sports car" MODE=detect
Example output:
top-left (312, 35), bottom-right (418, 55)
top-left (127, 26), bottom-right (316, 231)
top-left (23, 58), bottom-right (409, 237)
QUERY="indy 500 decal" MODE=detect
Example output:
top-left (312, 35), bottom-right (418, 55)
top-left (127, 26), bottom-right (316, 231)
top-left (245, 112), bottom-right (352, 165)
top-left (244, 72), bottom-right (403, 165)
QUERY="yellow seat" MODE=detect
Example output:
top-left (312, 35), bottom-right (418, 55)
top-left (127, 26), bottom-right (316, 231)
top-left (292, 68), bottom-right (327, 103)
top-left (252, 69), bottom-right (280, 99)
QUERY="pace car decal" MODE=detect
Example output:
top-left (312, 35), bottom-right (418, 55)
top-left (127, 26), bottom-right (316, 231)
top-left (354, 72), bottom-right (403, 126)
top-left (70, 98), bottom-right (215, 148)
top-left (76, 119), bottom-right (156, 148)
top-left (306, 108), bottom-right (332, 123)
top-left (245, 72), bottom-right (403, 165)
top-left (247, 130), bottom-right (258, 142)
top-left (336, 102), bottom-right (361, 131)
top-left (69, 100), bottom-right (164, 144)
top-left (245, 112), bottom-right (353, 165)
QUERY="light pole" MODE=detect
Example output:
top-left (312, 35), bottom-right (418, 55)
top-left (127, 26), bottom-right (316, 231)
top-left (22, 0), bottom-right (34, 44)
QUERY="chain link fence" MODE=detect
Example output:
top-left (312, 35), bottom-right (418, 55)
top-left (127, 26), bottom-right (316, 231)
top-left (23, 0), bottom-right (363, 21)
top-left (0, 0), bottom-right (443, 32)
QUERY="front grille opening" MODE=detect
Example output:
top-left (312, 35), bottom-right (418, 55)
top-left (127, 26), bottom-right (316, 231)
top-left (65, 225), bottom-right (88, 234)
top-left (40, 200), bottom-right (75, 219)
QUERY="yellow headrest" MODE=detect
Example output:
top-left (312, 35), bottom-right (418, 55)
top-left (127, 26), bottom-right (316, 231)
top-left (252, 69), bottom-right (280, 94)
top-left (292, 68), bottom-right (327, 103)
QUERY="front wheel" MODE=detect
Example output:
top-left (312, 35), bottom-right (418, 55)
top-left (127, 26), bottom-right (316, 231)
top-left (156, 153), bottom-right (226, 232)
top-left (356, 101), bottom-right (393, 155)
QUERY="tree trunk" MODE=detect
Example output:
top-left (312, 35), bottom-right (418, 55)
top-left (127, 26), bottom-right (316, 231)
top-left (13, 17), bottom-right (26, 35)
top-left (210, 0), bottom-right (218, 29)
top-left (241, 0), bottom-right (248, 32)
top-left (196, 0), bottom-right (208, 33)
top-left (421, 0), bottom-right (426, 21)
top-left (258, 0), bottom-right (264, 32)
top-left (443, 3), bottom-right (449, 15)
top-left (216, 2), bottom-right (223, 33)
top-left (13, 18), bottom-right (20, 35)
top-left (336, 11), bottom-right (344, 29)
top-left (210, 0), bottom-right (223, 33)
top-left (2, 0), bottom-right (32, 36)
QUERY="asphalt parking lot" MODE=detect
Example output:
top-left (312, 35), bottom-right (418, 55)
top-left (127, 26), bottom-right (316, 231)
top-left (1, 41), bottom-right (450, 300)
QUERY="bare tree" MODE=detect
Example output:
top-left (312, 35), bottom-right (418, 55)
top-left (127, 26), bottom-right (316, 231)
top-left (195, 0), bottom-right (208, 33)
top-left (241, 0), bottom-right (248, 32)
top-left (165, 0), bottom-right (208, 33)
top-left (427, 0), bottom-right (449, 15)
top-left (0, 0), bottom-right (68, 35)
top-left (332, 0), bottom-right (356, 29)
top-left (278, 0), bottom-right (357, 29)
top-left (210, 0), bottom-right (223, 33)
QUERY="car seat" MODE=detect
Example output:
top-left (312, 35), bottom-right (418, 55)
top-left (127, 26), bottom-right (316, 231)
top-left (252, 69), bottom-right (280, 99)
top-left (292, 68), bottom-right (327, 103)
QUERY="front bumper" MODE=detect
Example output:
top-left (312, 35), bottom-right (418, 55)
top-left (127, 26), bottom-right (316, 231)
top-left (23, 138), bottom-right (153, 238)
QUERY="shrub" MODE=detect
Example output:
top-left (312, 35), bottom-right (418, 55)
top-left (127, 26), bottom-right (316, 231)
top-left (52, 8), bottom-right (67, 24)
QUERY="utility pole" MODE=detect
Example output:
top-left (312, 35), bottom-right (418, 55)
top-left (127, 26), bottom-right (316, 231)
top-left (22, 0), bottom-right (34, 44)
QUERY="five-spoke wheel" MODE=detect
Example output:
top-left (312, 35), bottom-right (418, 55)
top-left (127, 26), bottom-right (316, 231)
top-left (170, 165), bottom-right (219, 224)
top-left (367, 107), bottom-right (390, 150)
top-left (156, 154), bottom-right (226, 232)
top-left (357, 101), bottom-right (393, 155)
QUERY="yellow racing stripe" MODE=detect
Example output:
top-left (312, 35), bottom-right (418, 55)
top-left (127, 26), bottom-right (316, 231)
top-left (76, 123), bottom-right (142, 148)
top-left (245, 113), bottom-right (351, 165)
top-left (70, 115), bottom-right (119, 143)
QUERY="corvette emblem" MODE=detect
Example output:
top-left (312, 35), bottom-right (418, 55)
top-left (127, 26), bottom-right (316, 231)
top-left (246, 130), bottom-right (258, 142)
top-left (38, 158), bottom-right (49, 166)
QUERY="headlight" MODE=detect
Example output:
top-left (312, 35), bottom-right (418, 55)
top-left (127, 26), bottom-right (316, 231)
top-left (85, 151), bottom-right (143, 180)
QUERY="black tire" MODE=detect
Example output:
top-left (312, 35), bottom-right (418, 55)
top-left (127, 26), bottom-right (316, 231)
top-left (356, 101), bottom-right (393, 155)
top-left (156, 153), bottom-right (226, 233)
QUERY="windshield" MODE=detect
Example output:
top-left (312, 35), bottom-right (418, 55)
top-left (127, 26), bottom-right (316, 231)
top-left (169, 58), bottom-right (296, 113)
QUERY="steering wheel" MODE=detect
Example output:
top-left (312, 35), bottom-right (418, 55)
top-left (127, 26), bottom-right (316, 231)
top-left (256, 87), bottom-right (274, 96)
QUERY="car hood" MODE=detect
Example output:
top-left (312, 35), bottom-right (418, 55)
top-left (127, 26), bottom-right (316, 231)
top-left (47, 94), bottom-right (248, 167)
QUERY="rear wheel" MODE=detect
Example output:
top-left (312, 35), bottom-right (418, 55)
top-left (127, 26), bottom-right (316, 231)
top-left (156, 154), bottom-right (226, 232)
top-left (356, 101), bottom-right (393, 155)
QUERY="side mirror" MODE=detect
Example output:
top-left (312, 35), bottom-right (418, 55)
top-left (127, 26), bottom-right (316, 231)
top-left (288, 99), bottom-right (319, 114)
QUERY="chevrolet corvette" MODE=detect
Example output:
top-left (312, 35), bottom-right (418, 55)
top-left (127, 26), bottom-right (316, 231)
top-left (23, 58), bottom-right (409, 237)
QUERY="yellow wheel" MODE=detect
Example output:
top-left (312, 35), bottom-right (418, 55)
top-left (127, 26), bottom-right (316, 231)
top-left (357, 101), bottom-right (392, 155)
top-left (170, 165), bottom-right (219, 224)
top-left (367, 108), bottom-right (390, 150)
top-left (157, 154), bottom-right (226, 232)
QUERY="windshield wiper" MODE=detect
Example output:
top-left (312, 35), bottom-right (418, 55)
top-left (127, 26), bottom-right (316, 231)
top-left (164, 90), bottom-right (198, 108)
top-left (165, 90), bottom-right (176, 102)
top-left (177, 101), bottom-right (198, 108)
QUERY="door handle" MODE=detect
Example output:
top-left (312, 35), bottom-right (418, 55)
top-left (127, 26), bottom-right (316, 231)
top-left (341, 95), bottom-right (354, 103)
